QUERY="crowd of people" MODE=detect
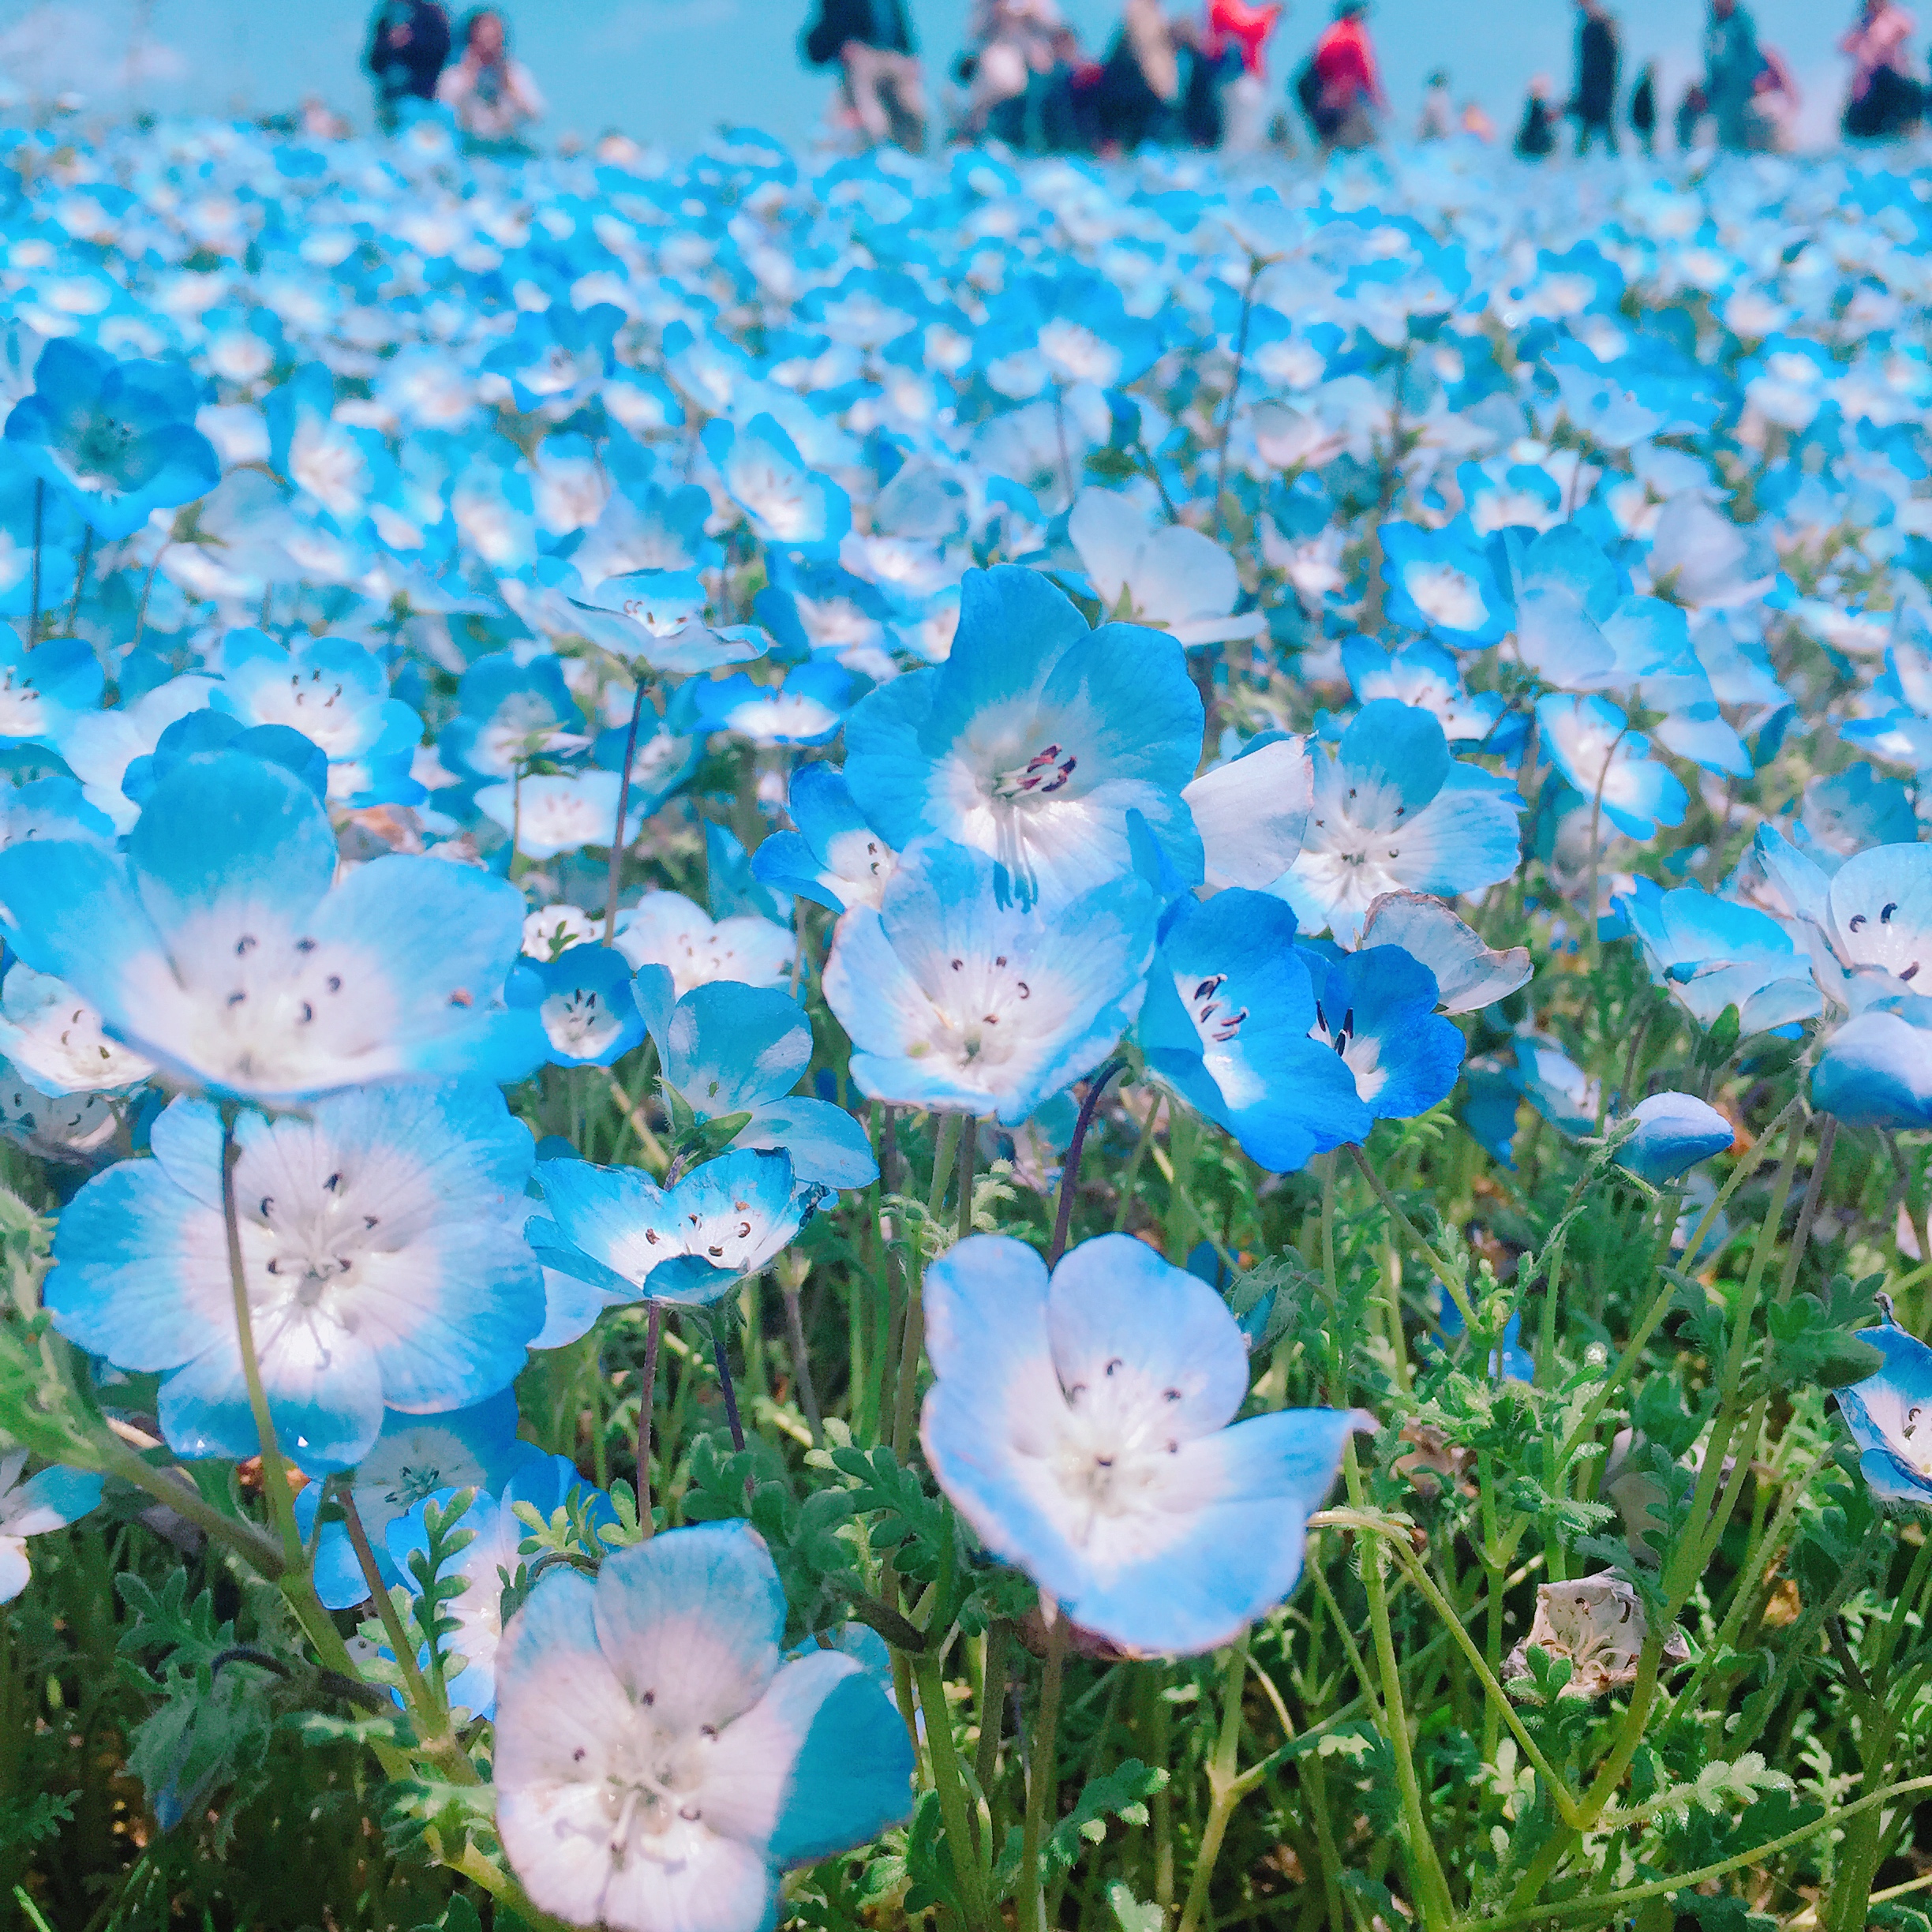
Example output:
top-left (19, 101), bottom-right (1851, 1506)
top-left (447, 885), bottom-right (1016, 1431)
top-left (798, 0), bottom-right (1932, 159)
top-left (363, 0), bottom-right (543, 151)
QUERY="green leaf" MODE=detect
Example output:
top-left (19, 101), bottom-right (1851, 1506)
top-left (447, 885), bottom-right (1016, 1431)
top-left (1106, 1881), bottom-right (1163, 1932)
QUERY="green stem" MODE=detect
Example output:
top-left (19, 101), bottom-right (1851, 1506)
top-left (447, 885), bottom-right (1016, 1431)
top-left (1176, 1632), bottom-right (1252, 1932)
top-left (913, 1648), bottom-right (991, 1930)
top-left (337, 1485), bottom-right (444, 1732)
top-left (1349, 1144), bottom-right (1476, 1331)
top-left (1020, 1611), bottom-right (1069, 1932)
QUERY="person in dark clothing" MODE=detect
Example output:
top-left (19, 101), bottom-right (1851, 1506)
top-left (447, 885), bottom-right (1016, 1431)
top-left (365, 0), bottom-right (452, 133)
top-left (1630, 58), bottom-right (1657, 150)
top-left (802, 0), bottom-right (928, 149)
top-left (1515, 73), bottom-right (1558, 155)
top-left (1568, 0), bottom-right (1619, 152)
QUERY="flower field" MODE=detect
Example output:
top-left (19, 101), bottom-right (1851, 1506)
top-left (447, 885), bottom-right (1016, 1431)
top-left (3, 114), bottom-right (1932, 1932)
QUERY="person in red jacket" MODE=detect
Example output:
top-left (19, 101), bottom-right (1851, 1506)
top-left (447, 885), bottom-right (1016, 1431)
top-left (1204, 0), bottom-right (1284, 149)
top-left (1310, 0), bottom-right (1383, 149)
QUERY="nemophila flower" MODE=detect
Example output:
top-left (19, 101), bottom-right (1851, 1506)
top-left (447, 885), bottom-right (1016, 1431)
top-left (1181, 738), bottom-right (1314, 893)
top-left (481, 303), bottom-right (623, 416)
top-left (0, 628), bottom-right (101, 749)
top-left (1340, 638), bottom-right (1504, 747)
top-left (1498, 526), bottom-right (1687, 694)
top-left (1535, 695), bottom-right (1689, 842)
top-left (524, 904), bottom-right (600, 960)
top-left (0, 1451), bottom-right (102, 1601)
top-left (822, 837), bottom-right (1155, 1125)
top-left (1833, 1312), bottom-right (1932, 1507)
top-left (1378, 522), bottom-right (1509, 646)
top-left (1510, 1039), bottom-right (1598, 1136)
top-left (1646, 493), bottom-right (1777, 609)
top-left (568, 568), bottom-right (766, 676)
top-left (844, 566), bottom-right (1203, 908)
top-left (1505, 1574), bottom-right (1687, 1698)
top-left (1613, 879), bottom-right (1823, 1036)
top-left (634, 970), bottom-right (877, 1189)
top-left (1614, 1091), bottom-right (1735, 1183)
top-left (750, 763), bottom-right (897, 912)
top-left (293, 1388), bottom-right (541, 1612)
top-left (0, 751), bottom-right (540, 1103)
top-left (615, 891), bottom-right (794, 997)
top-left (494, 1523), bottom-right (912, 1932)
top-left (212, 629), bottom-right (423, 806)
top-left (1818, 844), bottom-right (1932, 1002)
top-left (1065, 489), bottom-right (1264, 649)
top-left (440, 652), bottom-right (589, 785)
top-left (1139, 889), bottom-right (1368, 1173)
top-left (385, 1455), bottom-right (616, 1720)
top-left (1308, 945), bottom-right (1465, 1122)
top-left (1355, 893), bottom-right (1531, 1013)
top-left (47, 1083), bottom-right (544, 1473)
top-left (688, 665), bottom-right (857, 749)
top-left (531, 1147), bottom-right (824, 1308)
top-left (507, 946), bottom-right (644, 1069)
top-left (3, 338), bottom-right (219, 539)
top-left (477, 771), bottom-right (649, 862)
top-left (921, 1232), bottom-right (1369, 1655)
top-left (703, 414), bottom-right (850, 560)
top-left (1271, 702), bottom-right (1522, 945)
top-left (0, 965), bottom-right (155, 1094)
top-left (1813, 1006), bottom-right (1932, 1131)
top-left (56, 673), bottom-right (220, 835)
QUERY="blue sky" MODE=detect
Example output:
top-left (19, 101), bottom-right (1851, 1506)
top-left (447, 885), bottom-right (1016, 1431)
top-left (0, 0), bottom-right (1865, 151)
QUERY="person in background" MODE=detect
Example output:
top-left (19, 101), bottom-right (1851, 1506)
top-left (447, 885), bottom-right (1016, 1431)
top-left (364, 0), bottom-right (451, 133)
top-left (1749, 42), bottom-right (1800, 145)
top-left (964, 0), bottom-right (1062, 142)
top-left (1309, 0), bottom-right (1383, 151)
top-left (1460, 95), bottom-right (1496, 139)
top-left (1417, 66), bottom-right (1455, 139)
top-left (1094, 0), bottom-right (1183, 151)
top-left (1841, 0), bottom-right (1923, 139)
top-left (1704, 0), bottom-right (1759, 150)
top-left (437, 9), bottom-right (543, 152)
top-left (1515, 72), bottom-right (1558, 155)
top-left (1204, 0), bottom-right (1284, 153)
top-left (1630, 58), bottom-right (1657, 151)
top-left (1568, 0), bottom-right (1619, 152)
top-left (1675, 79), bottom-right (1708, 145)
top-left (803, 0), bottom-right (927, 149)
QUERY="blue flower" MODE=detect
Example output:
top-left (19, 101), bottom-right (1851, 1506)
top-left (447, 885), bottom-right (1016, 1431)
top-left (4, 338), bottom-right (219, 540)
top-left (494, 1523), bottom-right (912, 1931)
top-left (702, 414), bottom-right (851, 560)
top-left (119, 708), bottom-right (330, 813)
top-left (1814, 1006), bottom-right (1932, 1131)
top-left (822, 837), bottom-right (1155, 1125)
top-left (530, 1147), bottom-right (824, 1307)
top-left (0, 751), bottom-right (541, 1102)
top-left (47, 1084), bottom-right (545, 1474)
top-left (212, 629), bottom-right (424, 807)
top-left (568, 567), bottom-right (767, 676)
top-left (1273, 702), bottom-right (1522, 944)
top-left (0, 1451), bottom-right (103, 1601)
top-left (633, 969), bottom-right (878, 1189)
top-left (843, 566), bottom-right (1204, 908)
top-left (1614, 1091), bottom-right (1735, 1183)
top-left (1836, 1317), bottom-right (1932, 1508)
top-left (615, 890), bottom-right (795, 997)
top-left (508, 945), bottom-right (644, 1069)
top-left (1612, 879), bottom-right (1822, 1036)
top-left (1341, 638), bottom-right (1504, 747)
top-left (477, 771), bottom-right (649, 862)
top-left (750, 762), bottom-right (898, 912)
top-left (689, 664), bottom-right (858, 748)
top-left (1139, 889), bottom-right (1369, 1172)
top-left (921, 1232), bottom-right (1370, 1654)
top-left (1536, 695), bottom-right (1689, 841)
top-left (384, 1455), bottom-right (616, 1719)
top-left (292, 1391), bottom-right (542, 1611)
top-left (1065, 489), bottom-right (1264, 650)
top-left (0, 964), bottom-right (155, 1094)
top-left (1309, 945), bottom-right (1466, 1122)
top-left (440, 652), bottom-right (588, 785)
top-left (0, 627), bottom-right (101, 749)
top-left (1378, 522), bottom-right (1510, 646)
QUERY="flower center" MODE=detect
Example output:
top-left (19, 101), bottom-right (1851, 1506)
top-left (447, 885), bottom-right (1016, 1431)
top-left (989, 742), bottom-right (1077, 802)
top-left (1189, 973), bottom-right (1248, 1044)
